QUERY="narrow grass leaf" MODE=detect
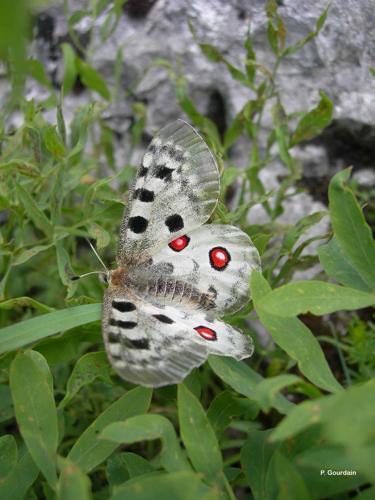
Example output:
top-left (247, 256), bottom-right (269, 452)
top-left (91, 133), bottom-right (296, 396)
top-left (0, 296), bottom-right (54, 313)
top-left (208, 356), bottom-right (293, 414)
top-left (77, 59), bottom-right (111, 100)
top-left (10, 351), bottom-right (58, 487)
top-left (111, 471), bottom-right (219, 500)
top-left (0, 435), bottom-right (17, 481)
top-left (57, 458), bottom-right (92, 500)
top-left (0, 452), bottom-right (39, 500)
top-left (61, 43), bottom-right (77, 94)
top-left (12, 242), bottom-right (55, 266)
top-left (68, 387), bottom-right (152, 472)
top-left (258, 281), bottom-right (375, 317)
top-left (329, 169), bottom-right (375, 291)
top-left (59, 351), bottom-right (112, 408)
top-left (178, 384), bottom-right (223, 482)
top-left (283, 211), bottom-right (327, 252)
top-left (101, 414), bottom-right (190, 473)
top-left (16, 183), bottom-right (53, 237)
top-left (0, 303), bottom-right (102, 354)
top-left (250, 272), bottom-right (342, 393)
top-left (0, 159), bottom-right (39, 177)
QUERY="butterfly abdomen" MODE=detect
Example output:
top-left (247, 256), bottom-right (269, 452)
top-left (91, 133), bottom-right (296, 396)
top-left (140, 276), bottom-right (215, 310)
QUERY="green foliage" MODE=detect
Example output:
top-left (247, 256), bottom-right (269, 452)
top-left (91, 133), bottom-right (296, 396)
top-left (0, 1), bottom-right (374, 498)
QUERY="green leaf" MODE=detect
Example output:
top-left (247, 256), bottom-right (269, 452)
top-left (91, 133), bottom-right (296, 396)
top-left (55, 240), bottom-right (77, 298)
top-left (77, 59), bottom-right (111, 100)
top-left (57, 458), bottom-right (92, 500)
top-left (27, 59), bottom-right (52, 88)
top-left (59, 351), bottom-right (112, 408)
top-left (0, 304), bottom-right (102, 355)
top-left (12, 242), bottom-right (55, 266)
top-left (107, 452), bottom-right (154, 485)
top-left (207, 390), bottom-right (258, 437)
top-left (16, 183), bottom-right (53, 237)
top-left (283, 211), bottom-right (327, 252)
top-left (10, 351), bottom-right (58, 487)
top-left (111, 471), bottom-right (218, 500)
top-left (250, 272), bottom-right (342, 393)
top-left (44, 125), bottom-right (66, 159)
top-left (0, 159), bottom-right (39, 177)
top-left (318, 237), bottom-right (373, 292)
top-left (0, 451), bottom-right (39, 500)
top-left (329, 169), bottom-right (375, 291)
top-left (0, 296), bottom-right (54, 313)
top-left (241, 430), bottom-right (279, 500)
top-left (208, 356), bottom-right (293, 414)
top-left (291, 91), bottom-right (333, 145)
top-left (270, 379), bottom-right (375, 446)
top-left (68, 387), bottom-right (152, 472)
top-left (255, 375), bottom-right (301, 412)
top-left (272, 102), bottom-right (293, 170)
top-left (0, 435), bottom-right (17, 481)
top-left (61, 43), bottom-right (77, 94)
top-left (273, 452), bottom-right (312, 500)
top-left (86, 222), bottom-right (110, 249)
top-left (258, 281), bottom-right (375, 317)
top-left (220, 167), bottom-right (241, 192)
top-left (178, 384), bottom-right (223, 482)
top-left (101, 414), bottom-right (190, 473)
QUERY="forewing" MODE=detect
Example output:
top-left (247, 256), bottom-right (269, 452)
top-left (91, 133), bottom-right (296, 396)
top-left (139, 224), bottom-right (261, 314)
top-left (103, 288), bottom-right (253, 387)
top-left (117, 120), bottom-right (219, 264)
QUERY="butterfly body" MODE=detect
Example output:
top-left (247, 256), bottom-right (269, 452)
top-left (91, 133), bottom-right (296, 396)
top-left (102, 120), bottom-right (261, 387)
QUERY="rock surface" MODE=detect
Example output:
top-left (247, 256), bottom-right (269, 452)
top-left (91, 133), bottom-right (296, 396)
top-left (22, 0), bottom-right (375, 224)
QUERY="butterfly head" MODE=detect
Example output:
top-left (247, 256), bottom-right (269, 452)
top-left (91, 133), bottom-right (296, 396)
top-left (107, 267), bottom-right (127, 287)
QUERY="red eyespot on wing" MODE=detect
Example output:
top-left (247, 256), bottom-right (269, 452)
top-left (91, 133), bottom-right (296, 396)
top-left (194, 325), bottom-right (217, 341)
top-left (169, 235), bottom-right (190, 252)
top-left (209, 246), bottom-right (231, 271)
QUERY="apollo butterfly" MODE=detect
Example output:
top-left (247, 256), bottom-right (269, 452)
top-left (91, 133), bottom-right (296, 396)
top-left (102, 120), bottom-right (261, 387)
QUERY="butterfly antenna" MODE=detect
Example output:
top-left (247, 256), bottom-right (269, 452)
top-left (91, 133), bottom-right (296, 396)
top-left (71, 271), bottom-right (107, 281)
top-left (85, 237), bottom-right (108, 273)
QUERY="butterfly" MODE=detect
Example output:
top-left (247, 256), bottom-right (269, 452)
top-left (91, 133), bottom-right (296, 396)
top-left (102, 120), bottom-right (261, 387)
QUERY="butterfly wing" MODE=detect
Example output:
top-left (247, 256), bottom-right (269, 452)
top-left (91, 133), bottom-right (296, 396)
top-left (137, 224), bottom-right (261, 314)
top-left (103, 288), bottom-right (253, 387)
top-left (117, 120), bottom-right (219, 264)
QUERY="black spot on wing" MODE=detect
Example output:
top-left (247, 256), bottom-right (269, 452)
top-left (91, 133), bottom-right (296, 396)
top-left (112, 300), bottom-right (136, 312)
top-left (108, 331), bottom-right (120, 342)
top-left (148, 143), bottom-right (157, 154)
top-left (124, 338), bottom-right (150, 349)
top-left (139, 165), bottom-right (148, 177)
top-left (134, 188), bottom-right (155, 202)
top-left (155, 164), bottom-right (174, 181)
top-left (153, 314), bottom-right (174, 324)
top-left (129, 216), bottom-right (148, 233)
top-left (165, 214), bottom-right (184, 232)
top-left (110, 318), bottom-right (137, 329)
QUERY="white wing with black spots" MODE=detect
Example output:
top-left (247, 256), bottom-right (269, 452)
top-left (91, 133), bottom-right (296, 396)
top-left (117, 120), bottom-right (219, 264)
top-left (136, 224), bottom-right (261, 314)
top-left (103, 289), bottom-right (253, 387)
top-left (101, 120), bottom-right (262, 388)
